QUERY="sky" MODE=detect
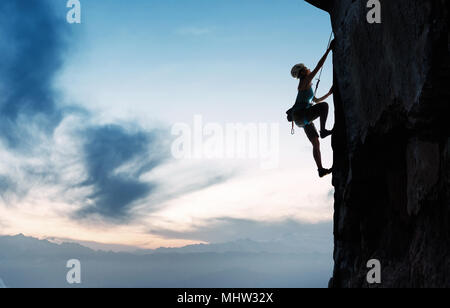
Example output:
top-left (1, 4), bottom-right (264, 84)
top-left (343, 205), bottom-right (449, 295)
top-left (0, 0), bottom-right (335, 250)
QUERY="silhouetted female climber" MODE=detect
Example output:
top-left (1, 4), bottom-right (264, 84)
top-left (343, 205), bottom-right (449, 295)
top-left (288, 40), bottom-right (335, 178)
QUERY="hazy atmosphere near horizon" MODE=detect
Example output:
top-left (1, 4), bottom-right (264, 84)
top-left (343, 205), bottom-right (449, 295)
top-left (0, 0), bottom-right (335, 287)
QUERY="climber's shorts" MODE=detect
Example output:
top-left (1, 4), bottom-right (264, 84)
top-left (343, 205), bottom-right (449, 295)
top-left (304, 123), bottom-right (319, 141)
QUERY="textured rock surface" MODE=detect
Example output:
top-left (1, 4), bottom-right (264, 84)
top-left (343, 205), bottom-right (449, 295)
top-left (306, 0), bottom-right (449, 287)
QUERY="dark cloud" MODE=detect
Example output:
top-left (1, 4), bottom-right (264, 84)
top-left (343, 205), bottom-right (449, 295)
top-left (149, 217), bottom-right (333, 251)
top-left (0, 0), bottom-right (68, 149)
top-left (0, 0), bottom-right (237, 225)
top-left (72, 124), bottom-right (236, 222)
top-left (74, 125), bottom-right (170, 221)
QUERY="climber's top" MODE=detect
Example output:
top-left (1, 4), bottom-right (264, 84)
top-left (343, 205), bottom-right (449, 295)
top-left (294, 86), bottom-right (314, 110)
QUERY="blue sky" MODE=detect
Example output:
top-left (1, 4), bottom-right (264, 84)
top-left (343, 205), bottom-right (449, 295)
top-left (0, 0), bottom-right (334, 250)
top-left (59, 0), bottom-right (333, 123)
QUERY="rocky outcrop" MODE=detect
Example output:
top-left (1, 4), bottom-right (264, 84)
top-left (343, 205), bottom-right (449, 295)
top-left (306, 0), bottom-right (450, 287)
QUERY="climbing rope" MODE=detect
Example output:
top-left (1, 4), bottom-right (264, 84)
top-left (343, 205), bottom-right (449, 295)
top-left (314, 32), bottom-right (334, 97)
top-left (291, 31), bottom-right (333, 136)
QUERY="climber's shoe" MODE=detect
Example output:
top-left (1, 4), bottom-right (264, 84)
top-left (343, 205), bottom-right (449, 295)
top-left (320, 129), bottom-right (333, 139)
top-left (318, 168), bottom-right (333, 178)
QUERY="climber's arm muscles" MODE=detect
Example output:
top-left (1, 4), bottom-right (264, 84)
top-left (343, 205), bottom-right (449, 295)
top-left (313, 87), bottom-right (333, 103)
top-left (305, 49), bottom-right (332, 84)
top-left (313, 93), bottom-right (331, 103)
top-left (313, 94), bottom-right (329, 103)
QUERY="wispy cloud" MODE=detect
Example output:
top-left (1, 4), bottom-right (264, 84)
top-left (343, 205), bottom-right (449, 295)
top-left (176, 26), bottom-right (215, 36)
top-left (0, 217), bottom-right (9, 232)
top-left (0, 175), bottom-right (15, 195)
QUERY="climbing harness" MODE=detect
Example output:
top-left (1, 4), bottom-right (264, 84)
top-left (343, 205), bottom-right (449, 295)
top-left (290, 32), bottom-right (333, 135)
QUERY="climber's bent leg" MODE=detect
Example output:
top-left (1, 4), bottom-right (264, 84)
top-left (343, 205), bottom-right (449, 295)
top-left (304, 103), bottom-right (332, 139)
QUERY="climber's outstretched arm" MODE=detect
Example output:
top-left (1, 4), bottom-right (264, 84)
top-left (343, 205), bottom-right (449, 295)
top-left (305, 40), bottom-right (335, 85)
top-left (313, 86), bottom-right (334, 103)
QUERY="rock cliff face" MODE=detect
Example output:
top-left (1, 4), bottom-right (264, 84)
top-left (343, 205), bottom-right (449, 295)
top-left (306, 0), bottom-right (450, 287)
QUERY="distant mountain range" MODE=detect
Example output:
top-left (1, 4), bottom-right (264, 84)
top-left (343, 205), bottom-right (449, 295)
top-left (138, 238), bottom-right (330, 255)
top-left (0, 234), bottom-right (332, 288)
